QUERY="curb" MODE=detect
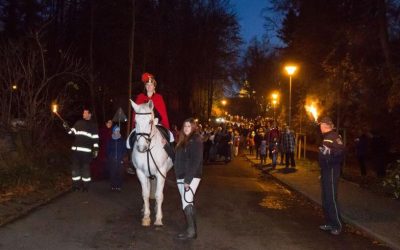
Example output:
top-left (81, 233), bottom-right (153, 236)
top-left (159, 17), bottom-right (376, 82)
top-left (0, 188), bottom-right (71, 228)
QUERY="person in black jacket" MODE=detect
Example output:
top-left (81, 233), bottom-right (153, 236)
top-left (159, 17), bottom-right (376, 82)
top-left (107, 126), bottom-right (127, 191)
top-left (318, 117), bottom-right (345, 236)
top-left (64, 107), bottom-right (99, 192)
top-left (174, 118), bottom-right (203, 240)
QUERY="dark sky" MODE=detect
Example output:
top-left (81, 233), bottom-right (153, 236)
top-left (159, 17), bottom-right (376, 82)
top-left (231, 0), bottom-right (283, 47)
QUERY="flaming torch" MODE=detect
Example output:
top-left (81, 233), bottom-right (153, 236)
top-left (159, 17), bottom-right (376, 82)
top-left (52, 103), bottom-right (67, 124)
top-left (305, 102), bottom-right (319, 123)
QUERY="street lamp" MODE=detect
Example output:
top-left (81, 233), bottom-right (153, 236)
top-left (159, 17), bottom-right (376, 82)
top-left (285, 65), bottom-right (297, 128)
top-left (271, 92), bottom-right (279, 127)
top-left (272, 99), bottom-right (277, 127)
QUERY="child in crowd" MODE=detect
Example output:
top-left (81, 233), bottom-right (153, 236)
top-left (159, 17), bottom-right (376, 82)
top-left (270, 137), bottom-right (279, 169)
top-left (107, 126), bottom-right (127, 191)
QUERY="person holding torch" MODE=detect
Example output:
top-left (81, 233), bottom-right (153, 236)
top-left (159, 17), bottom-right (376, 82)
top-left (63, 107), bottom-right (99, 192)
top-left (318, 117), bottom-right (345, 235)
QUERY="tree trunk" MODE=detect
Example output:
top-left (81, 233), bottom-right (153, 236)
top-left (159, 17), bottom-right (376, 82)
top-left (376, 0), bottom-right (399, 108)
top-left (88, 0), bottom-right (97, 120)
top-left (127, 0), bottom-right (136, 135)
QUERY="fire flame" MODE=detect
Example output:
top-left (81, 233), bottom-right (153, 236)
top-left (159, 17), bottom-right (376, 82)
top-left (52, 104), bottom-right (58, 113)
top-left (305, 103), bottom-right (318, 122)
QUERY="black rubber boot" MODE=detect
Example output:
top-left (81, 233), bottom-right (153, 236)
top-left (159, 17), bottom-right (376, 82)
top-left (72, 181), bottom-right (81, 192)
top-left (163, 143), bottom-right (175, 161)
top-left (176, 205), bottom-right (197, 240)
top-left (82, 181), bottom-right (89, 192)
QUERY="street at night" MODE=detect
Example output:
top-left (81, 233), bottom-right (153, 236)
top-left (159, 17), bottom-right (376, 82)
top-left (0, 157), bottom-right (388, 249)
top-left (1, 0), bottom-right (400, 249)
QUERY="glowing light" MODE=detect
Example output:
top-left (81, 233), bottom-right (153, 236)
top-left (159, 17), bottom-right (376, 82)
top-left (285, 65), bottom-right (297, 75)
top-left (305, 103), bottom-right (319, 122)
top-left (12, 85), bottom-right (17, 90)
top-left (52, 104), bottom-right (58, 113)
top-left (221, 100), bottom-right (227, 106)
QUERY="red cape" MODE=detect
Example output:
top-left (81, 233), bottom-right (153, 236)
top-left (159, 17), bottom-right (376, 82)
top-left (132, 93), bottom-right (170, 129)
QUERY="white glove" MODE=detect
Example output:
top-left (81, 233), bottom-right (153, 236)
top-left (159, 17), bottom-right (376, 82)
top-left (62, 122), bottom-right (70, 131)
top-left (319, 145), bottom-right (331, 155)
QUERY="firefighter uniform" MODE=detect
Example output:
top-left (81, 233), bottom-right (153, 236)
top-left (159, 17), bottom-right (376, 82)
top-left (68, 119), bottom-right (99, 191)
top-left (319, 125), bottom-right (345, 234)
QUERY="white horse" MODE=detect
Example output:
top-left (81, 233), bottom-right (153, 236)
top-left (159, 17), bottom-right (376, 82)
top-left (130, 100), bottom-right (173, 226)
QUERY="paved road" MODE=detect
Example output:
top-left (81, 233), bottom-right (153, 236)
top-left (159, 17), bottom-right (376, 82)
top-left (0, 157), bottom-right (388, 249)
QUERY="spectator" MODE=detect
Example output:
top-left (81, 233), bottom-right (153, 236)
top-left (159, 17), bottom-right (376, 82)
top-left (268, 126), bottom-right (280, 159)
top-left (107, 126), bottom-right (127, 191)
top-left (282, 126), bottom-right (296, 168)
top-left (270, 137), bottom-right (279, 169)
top-left (254, 128), bottom-right (263, 160)
top-left (90, 119), bottom-right (112, 180)
top-left (247, 132), bottom-right (255, 155)
top-left (370, 131), bottom-right (388, 178)
top-left (260, 138), bottom-right (267, 165)
top-left (354, 129), bottom-right (368, 179)
top-left (233, 130), bottom-right (240, 157)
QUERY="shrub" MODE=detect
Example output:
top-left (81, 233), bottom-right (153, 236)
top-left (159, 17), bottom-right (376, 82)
top-left (382, 159), bottom-right (400, 199)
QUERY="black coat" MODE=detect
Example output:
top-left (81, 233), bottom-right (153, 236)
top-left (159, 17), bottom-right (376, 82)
top-left (319, 130), bottom-right (345, 166)
top-left (174, 133), bottom-right (203, 184)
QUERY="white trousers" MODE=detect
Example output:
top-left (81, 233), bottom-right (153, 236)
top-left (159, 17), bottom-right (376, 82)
top-left (177, 178), bottom-right (201, 209)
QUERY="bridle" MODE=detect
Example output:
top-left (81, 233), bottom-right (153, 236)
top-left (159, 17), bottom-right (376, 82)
top-left (135, 111), bottom-right (166, 180)
top-left (135, 111), bottom-right (154, 146)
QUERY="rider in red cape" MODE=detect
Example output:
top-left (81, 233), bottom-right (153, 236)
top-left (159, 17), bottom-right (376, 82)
top-left (127, 72), bottom-right (174, 160)
top-left (131, 72), bottom-right (170, 129)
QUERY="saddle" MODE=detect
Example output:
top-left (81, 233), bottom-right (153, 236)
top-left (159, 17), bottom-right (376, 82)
top-left (156, 125), bottom-right (170, 143)
top-left (156, 125), bottom-right (175, 161)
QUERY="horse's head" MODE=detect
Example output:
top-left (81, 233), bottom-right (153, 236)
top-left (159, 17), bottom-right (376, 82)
top-left (131, 99), bottom-right (155, 153)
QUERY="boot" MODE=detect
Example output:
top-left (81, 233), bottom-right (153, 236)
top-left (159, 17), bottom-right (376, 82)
top-left (82, 181), bottom-right (89, 192)
top-left (163, 143), bottom-right (175, 161)
top-left (176, 205), bottom-right (197, 240)
top-left (72, 181), bottom-right (81, 192)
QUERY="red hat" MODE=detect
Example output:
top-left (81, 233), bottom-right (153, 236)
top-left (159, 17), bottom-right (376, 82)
top-left (141, 72), bottom-right (154, 83)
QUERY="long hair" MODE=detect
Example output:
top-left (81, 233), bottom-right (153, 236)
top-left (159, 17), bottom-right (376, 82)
top-left (176, 118), bottom-right (198, 149)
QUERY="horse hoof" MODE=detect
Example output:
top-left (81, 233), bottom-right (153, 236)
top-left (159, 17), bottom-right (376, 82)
top-left (142, 218), bottom-right (151, 226)
top-left (154, 220), bottom-right (163, 226)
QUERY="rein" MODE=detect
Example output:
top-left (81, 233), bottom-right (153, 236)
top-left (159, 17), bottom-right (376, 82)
top-left (134, 110), bottom-right (176, 191)
top-left (176, 181), bottom-right (195, 204)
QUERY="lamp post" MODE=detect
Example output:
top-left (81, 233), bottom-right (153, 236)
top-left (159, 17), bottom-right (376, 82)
top-left (272, 99), bottom-right (277, 127)
top-left (285, 65), bottom-right (297, 128)
top-left (271, 92), bottom-right (279, 127)
top-left (221, 99), bottom-right (227, 117)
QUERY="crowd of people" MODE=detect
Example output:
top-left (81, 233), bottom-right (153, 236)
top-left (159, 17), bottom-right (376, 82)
top-left (195, 118), bottom-right (296, 169)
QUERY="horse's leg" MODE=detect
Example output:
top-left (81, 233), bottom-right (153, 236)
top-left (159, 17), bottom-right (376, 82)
top-left (136, 170), bottom-right (151, 226)
top-left (154, 172), bottom-right (166, 226)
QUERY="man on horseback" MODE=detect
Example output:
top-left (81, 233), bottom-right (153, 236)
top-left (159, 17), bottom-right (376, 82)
top-left (127, 72), bottom-right (174, 159)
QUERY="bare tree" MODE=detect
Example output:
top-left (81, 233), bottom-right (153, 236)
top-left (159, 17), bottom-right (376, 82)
top-left (0, 31), bottom-right (87, 147)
